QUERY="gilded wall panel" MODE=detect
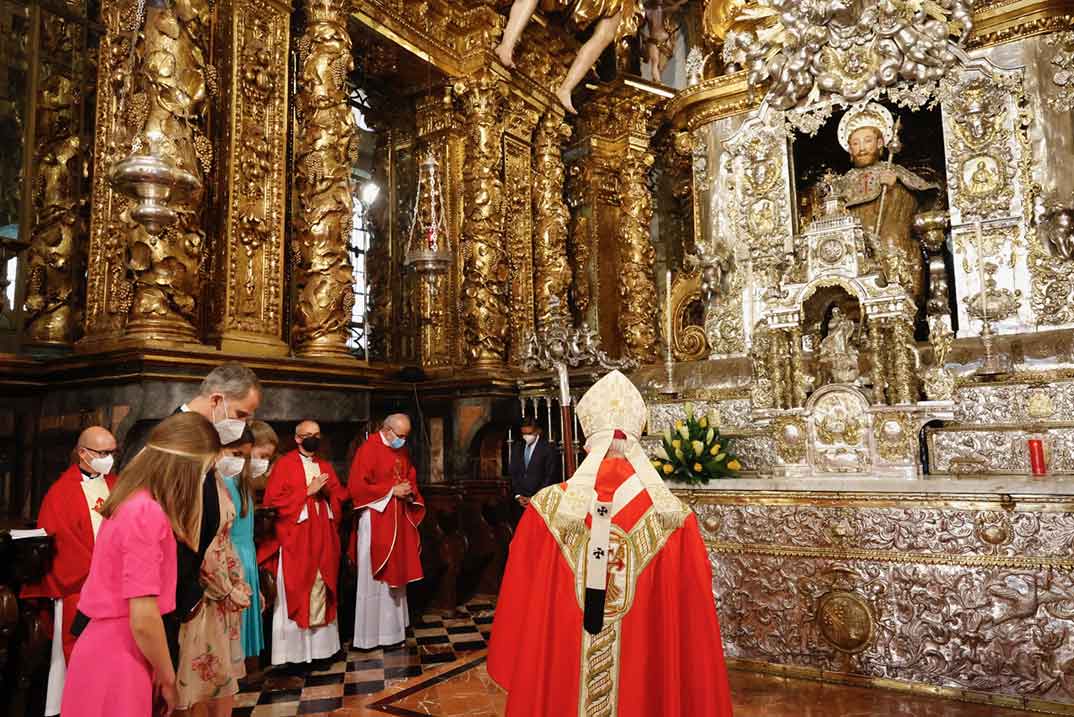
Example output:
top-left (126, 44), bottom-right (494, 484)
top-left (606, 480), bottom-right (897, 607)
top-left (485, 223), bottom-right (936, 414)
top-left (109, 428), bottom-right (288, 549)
top-left (209, 0), bottom-right (289, 354)
top-left (691, 494), bottom-right (1074, 708)
top-left (83, 1), bottom-right (136, 340)
top-left (502, 99), bottom-right (537, 365)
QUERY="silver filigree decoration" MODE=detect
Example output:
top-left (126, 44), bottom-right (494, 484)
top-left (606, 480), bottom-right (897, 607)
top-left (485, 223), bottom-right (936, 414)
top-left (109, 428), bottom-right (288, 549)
top-left (784, 103), bottom-right (834, 137)
top-left (885, 80), bottom-right (940, 110)
top-left (685, 46), bottom-right (706, 87)
top-left (724, 0), bottom-right (973, 110)
top-left (1045, 31), bottom-right (1074, 112)
top-left (522, 297), bottom-right (637, 372)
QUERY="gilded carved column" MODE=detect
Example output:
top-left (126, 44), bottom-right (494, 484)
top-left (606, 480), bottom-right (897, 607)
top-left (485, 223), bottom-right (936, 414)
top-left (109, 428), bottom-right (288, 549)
top-left (790, 326), bottom-right (808, 408)
top-left (503, 95), bottom-right (540, 365)
top-left (455, 67), bottom-right (509, 368)
top-left (23, 11), bottom-right (92, 346)
top-left (533, 110), bottom-right (571, 331)
top-left (868, 320), bottom-right (887, 402)
top-left (83, 0), bottom-right (211, 347)
top-left (291, 0), bottom-right (356, 359)
top-left (208, 0), bottom-right (290, 356)
top-left (619, 147), bottom-right (660, 364)
top-left (890, 317), bottom-right (917, 405)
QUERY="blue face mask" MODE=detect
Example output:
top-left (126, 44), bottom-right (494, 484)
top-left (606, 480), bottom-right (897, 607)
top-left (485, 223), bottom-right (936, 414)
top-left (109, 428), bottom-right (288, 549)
top-left (390, 437), bottom-right (405, 450)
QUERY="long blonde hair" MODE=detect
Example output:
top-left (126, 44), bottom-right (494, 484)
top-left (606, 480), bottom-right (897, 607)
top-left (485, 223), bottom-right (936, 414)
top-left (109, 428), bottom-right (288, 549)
top-left (102, 412), bottom-right (221, 548)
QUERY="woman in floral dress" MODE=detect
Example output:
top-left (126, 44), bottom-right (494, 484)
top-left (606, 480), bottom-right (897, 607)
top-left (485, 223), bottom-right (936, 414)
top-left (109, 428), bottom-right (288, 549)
top-left (176, 430), bottom-right (254, 716)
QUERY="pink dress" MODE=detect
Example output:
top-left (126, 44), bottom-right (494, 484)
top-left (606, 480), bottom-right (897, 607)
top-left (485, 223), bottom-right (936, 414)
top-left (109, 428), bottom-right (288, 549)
top-left (62, 490), bottom-right (177, 717)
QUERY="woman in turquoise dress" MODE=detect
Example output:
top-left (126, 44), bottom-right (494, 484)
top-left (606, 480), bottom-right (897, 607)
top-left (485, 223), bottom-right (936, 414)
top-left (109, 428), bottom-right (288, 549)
top-left (221, 421), bottom-right (277, 664)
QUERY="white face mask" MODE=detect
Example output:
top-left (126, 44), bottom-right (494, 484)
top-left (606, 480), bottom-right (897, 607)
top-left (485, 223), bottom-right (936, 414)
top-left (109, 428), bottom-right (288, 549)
top-left (522, 433), bottom-right (538, 445)
top-left (217, 455), bottom-right (247, 479)
top-left (212, 397), bottom-right (246, 445)
top-left (249, 458), bottom-right (270, 478)
top-left (87, 454), bottom-right (114, 476)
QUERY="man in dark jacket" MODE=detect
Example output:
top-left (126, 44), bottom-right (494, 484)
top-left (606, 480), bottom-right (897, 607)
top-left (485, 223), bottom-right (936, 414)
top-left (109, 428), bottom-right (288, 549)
top-left (508, 418), bottom-right (560, 520)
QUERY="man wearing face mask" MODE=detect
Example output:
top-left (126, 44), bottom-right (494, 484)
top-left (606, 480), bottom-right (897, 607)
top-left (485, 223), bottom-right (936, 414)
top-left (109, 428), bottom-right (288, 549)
top-left (22, 426), bottom-right (119, 716)
top-left (347, 413), bottom-right (425, 649)
top-left (147, 362), bottom-right (261, 670)
top-left (508, 418), bottom-right (560, 523)
top-left (261, 420), bottom-right (348, 666)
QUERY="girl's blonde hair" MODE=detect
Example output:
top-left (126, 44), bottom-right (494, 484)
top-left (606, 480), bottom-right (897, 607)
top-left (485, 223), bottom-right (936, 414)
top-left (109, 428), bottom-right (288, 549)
top-left (102, 412), bottom-right (221, 548)
top-left (249, 420), bottom-right (279, 453)
top-left (248, 420), bottom-right (279, 495)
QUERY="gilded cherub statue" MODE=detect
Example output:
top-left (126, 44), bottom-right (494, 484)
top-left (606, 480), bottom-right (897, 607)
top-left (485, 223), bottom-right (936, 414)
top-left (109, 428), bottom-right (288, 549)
top-left (833, 103), bottom-right (939, 308)
top-left (641, 0), bottom-right (686, 83)
top-left (495, 0), bottom-right (644, 113)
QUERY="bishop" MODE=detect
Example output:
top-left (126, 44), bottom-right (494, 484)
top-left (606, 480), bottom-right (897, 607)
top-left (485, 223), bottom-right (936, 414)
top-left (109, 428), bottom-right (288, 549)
top-left (488, 370), bottom-right (734, 716)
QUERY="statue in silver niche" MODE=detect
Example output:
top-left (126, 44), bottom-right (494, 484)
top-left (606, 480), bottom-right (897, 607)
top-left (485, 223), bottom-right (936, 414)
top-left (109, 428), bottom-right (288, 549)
top-left (818, 306), bottom-right (860, 384)
top-left (832, 103), bottom-right (940, 308)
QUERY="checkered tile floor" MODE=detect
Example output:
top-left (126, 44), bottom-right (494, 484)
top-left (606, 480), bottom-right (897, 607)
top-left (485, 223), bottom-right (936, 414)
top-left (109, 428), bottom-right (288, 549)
top-left (233, 598), bottom-right (496, 716)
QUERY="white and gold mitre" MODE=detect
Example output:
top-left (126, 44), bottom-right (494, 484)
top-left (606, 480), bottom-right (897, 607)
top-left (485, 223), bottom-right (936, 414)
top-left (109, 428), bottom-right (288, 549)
top-left (575, 369), bottom-right (647, 440)
top-left (837, 102), bottom-right (894, 152)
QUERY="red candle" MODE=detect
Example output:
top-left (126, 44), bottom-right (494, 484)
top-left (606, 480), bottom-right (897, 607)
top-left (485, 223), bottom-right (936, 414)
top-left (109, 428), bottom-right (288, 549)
top-left (1028, 438), bottom-right (1047, 476)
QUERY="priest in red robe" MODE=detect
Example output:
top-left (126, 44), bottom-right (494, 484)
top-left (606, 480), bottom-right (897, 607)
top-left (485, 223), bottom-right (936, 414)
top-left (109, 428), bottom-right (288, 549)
top-left (22, 426), bottom-right (119, 716)
top-left (348, 413), bottom-right (425, 648)
top-left (488, 370), bottom-right (734, 717)
top-left (261, 419), bottom-right (348, 665)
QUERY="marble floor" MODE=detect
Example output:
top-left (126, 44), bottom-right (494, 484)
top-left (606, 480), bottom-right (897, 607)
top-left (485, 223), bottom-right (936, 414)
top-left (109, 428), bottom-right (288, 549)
top-left (238, 599), bottom-right (1035, 717)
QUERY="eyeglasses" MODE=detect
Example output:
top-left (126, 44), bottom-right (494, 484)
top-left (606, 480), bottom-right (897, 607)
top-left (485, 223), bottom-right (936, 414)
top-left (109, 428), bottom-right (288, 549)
top-left (296, 432), bottom-right (322, 440)
top-left (81, 446), bottom-right (119, 458)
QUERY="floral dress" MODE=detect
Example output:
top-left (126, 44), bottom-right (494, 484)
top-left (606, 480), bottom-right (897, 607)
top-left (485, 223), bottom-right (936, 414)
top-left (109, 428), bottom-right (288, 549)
top-left (177, 477), bottom-right (253, 709)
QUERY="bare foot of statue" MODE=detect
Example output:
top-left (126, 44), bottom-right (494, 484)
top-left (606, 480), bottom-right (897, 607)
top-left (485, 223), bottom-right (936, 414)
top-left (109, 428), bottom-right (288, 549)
top-left (494, 43), bottom-right (515, 69)
top-left (556, 87), bottom-right (578, 115)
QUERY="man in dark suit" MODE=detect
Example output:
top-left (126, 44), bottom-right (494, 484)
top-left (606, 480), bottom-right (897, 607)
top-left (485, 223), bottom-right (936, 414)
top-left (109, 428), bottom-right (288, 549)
top-left (509, 418), bottom-right (560, 520)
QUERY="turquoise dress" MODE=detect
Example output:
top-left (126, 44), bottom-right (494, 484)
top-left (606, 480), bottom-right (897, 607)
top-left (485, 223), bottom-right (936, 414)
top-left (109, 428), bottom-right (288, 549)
top-left (222, 477), bottom-right (264, 658)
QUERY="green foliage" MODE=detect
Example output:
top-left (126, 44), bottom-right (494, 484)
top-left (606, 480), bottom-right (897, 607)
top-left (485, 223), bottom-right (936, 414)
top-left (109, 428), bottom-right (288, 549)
top-left (650, 403), bottom-right (742, 485)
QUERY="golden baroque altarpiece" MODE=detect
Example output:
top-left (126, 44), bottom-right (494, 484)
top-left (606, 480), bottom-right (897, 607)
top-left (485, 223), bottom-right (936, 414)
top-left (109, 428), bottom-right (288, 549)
top-left (4, 0), bottom-right (1074, 712)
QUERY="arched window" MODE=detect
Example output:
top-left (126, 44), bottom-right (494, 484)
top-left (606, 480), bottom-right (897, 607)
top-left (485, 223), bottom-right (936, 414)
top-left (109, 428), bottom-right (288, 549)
top-left (346, 102), bottom-right (379, 358)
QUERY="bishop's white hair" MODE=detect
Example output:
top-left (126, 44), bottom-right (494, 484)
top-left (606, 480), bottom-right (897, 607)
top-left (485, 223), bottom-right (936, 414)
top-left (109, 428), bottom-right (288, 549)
top-left (585, 435), bottom-right (630, 457)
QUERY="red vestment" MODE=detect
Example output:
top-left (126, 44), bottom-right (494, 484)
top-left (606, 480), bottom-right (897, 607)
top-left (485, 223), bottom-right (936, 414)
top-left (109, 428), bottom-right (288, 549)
top-left (259, 450), bottom-right (348, 630)
top-left (347, 434), bottom-right (425, 588)
top-left (21, 464), bottom-right (118, 661)
top-left (488, 458), bottom-right (734, 717)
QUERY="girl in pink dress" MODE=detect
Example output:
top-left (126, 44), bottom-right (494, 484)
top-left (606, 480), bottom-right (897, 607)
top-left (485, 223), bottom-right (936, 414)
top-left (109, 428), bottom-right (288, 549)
top-left (62, 413), bottom-right (223, 717)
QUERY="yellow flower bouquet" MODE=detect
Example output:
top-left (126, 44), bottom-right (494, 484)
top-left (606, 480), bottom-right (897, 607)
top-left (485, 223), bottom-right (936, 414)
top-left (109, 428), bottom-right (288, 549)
top-left (653, 403), bottom-right (741, 484)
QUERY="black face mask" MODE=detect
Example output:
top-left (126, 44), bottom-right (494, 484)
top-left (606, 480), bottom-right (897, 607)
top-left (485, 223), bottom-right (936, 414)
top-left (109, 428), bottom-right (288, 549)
top-left (300, 436), bottom-right (320, 453)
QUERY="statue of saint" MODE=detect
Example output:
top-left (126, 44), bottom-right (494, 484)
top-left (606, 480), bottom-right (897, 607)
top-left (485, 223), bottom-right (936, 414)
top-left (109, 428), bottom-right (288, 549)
top-left (818, 307), bottom-right (860, 384)
top-left (833, 103), bottom-right (940, 307)
top-left (495, 0), bottom-right (644, 114)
